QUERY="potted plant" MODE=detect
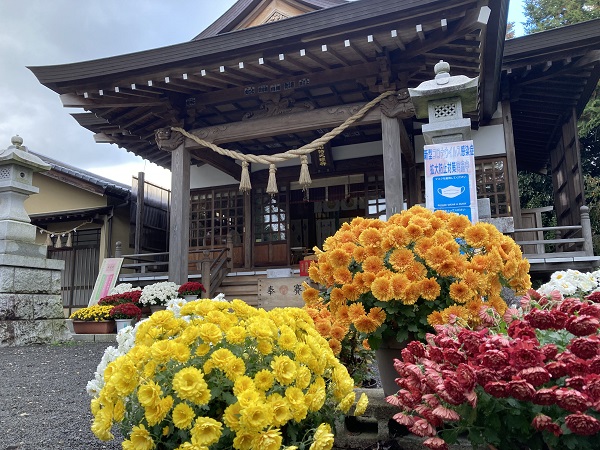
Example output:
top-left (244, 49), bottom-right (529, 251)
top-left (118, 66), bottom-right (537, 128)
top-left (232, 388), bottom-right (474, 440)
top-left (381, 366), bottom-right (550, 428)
top-left (109, 303), bottom-right (142, 332)
top-left (69, 305), bottom-right (116, 334)
top-left (303, 205), bottom-right (531, 394)
top-left (89, 298), bottom-right (369, 449)
top-left (139, 281), bottom-right (180, 312)
top-left (177, 281), bottom-right (206, 300)
top-left (98, 290), bottom-right (142, 306)
top-left (388, 281), bottom-right (600, 450)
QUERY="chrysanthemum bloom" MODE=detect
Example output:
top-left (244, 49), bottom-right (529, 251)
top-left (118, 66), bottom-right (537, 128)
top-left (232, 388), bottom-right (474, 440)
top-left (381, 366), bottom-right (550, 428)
top-left (309, 423), bottom-right (335, 450)
top-left (565, 413), bottom-right (600, 436)
top-left (122, 424), bottom-right (154, 450)
top-left (532, 414), bottom-right (562, 437)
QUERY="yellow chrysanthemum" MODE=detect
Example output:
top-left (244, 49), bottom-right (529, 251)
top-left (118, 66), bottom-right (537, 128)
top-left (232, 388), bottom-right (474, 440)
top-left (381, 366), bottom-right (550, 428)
top-left (271, 355), bottom-right (297, 385)
top-left (122, 424), bottom-right (154, 450)
top-left (354, 393), bottom-right (369, 416)
top-left (251, 428), bottom-right (283, 450)
top-left (190, 417), bottom-right (222, 446)
top-left (172, 402), bottom-right (195, 430)
top-left (309, 423), bottom-right (335, 450)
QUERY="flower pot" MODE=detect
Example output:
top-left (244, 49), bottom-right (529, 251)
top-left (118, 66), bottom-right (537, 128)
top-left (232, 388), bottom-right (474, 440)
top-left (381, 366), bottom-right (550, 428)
top-left (183, 295), bottom-right (198, 301)
top-left (115, 318), bottom-right (132, 332)
top-left (72, 320), bottom-right (115, 334)
top-left (375, 338), bottom-right (408, 397)
top-left (149, 305), bottom-right (167, 313)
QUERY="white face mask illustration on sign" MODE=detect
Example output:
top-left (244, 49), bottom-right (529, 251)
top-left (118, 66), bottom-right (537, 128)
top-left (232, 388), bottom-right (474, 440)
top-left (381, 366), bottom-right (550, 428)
top-left (437, 185), bottom-right (465, 198)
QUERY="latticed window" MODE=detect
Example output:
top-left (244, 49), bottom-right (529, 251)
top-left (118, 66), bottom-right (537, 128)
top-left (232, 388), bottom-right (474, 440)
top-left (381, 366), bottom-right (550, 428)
top-left (474, 157), bottom-right (510, 217)
top-left (253, 187), bottom-right (287, 243)
top-left (366, 174), bottom-right (386, 219)
top-left (189, 188), bottom-right (244, 247)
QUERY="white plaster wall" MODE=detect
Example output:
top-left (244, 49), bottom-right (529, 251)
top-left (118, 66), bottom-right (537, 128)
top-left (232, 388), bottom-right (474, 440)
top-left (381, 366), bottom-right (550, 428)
top-left (190, 164), bottom-right (239, 189)
top-left (414, 123), bottom-right (506, 163)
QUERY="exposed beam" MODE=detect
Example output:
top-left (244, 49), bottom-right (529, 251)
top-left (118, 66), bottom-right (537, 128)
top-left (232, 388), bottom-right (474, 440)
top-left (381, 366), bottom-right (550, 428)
top-left (60, 93), bottom-right (166, 108)
top-left (189, 147), bottom-right (242, 180)
top-left (187, 100), bottom-right (382, 148)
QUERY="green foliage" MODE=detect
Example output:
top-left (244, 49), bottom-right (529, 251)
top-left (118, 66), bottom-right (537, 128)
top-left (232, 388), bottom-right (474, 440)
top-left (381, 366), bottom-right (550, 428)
top-left (523, 0), bottom-right (600, 33)
top-left (518, 170), bottom-right (554, 210)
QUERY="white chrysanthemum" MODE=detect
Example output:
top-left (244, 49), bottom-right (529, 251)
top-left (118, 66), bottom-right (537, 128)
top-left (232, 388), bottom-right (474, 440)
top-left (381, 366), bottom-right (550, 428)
top-left (109, 283), bottom-right (141, 295)
top-left (86, 378), bottom-right (103, 397)
top-left (139, 281), bottom-right (180, 306)
top-left (212, 293), bottom-right (228, 302)
top-left (166, 297), bottom-right (188, 318)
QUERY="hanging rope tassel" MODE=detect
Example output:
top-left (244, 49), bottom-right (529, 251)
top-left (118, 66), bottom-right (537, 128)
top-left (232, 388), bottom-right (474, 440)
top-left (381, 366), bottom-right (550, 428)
top-left (66, 232), bottom-right (72, 248)
top-left (45, 233), bottom-right (52, 247)
top-left (266, 163), bottom-right (278, 195)
top-left (239, 161), bottom-right (252, 193)
top-left (55, 235), bottom-right (63, 249)
top-left (298, 155), bottom-right (312, 191)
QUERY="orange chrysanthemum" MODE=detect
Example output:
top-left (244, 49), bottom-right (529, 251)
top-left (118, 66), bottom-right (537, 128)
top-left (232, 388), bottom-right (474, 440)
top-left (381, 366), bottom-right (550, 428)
top-left (405, 262), bottom-right (427, 281)
top-left (354, 315), bottom-right (379, 334)
top-left (427, 311), bottom-right (444, 326)
top-left (440, 305), bottom-right (469, 324)
top-left (329, 249), bottom-right (351, 268)
top-left (425, 247), bottom-right (452, 268)
top-left (390, 273), bottom-right (410, 298)
top-left (449, 281), bottom-right (473, 304)
top-left (367, 307), bottom-right (386, 327)
top-left (362, 339), bottom-right (371, 350)
top-left (333, 267), bottom-right (353, 285)
top-left (315, 318), bottom-right (332, 337)
top-left (359, 228), bottom-right (382, 248)
top-left (413, 237), bottom-right (435, 259)
top-left (352, 246), bottom-right (367, 263)
top-left (418, 278), bottom-right (441, 301)
top-left (487, 295), bottom-right (508, 316)
top-left (388, 248), bottom-right (415, 271)
top-left (405, 223), bottom-right (424, 241)
top-left (330, 324), bottom-right (347, 341)
top-left (385, 225), bottom-right (410, 248)
top-left (302, 286), bottom-right (321, 305)
top-left (328, 338), bottom-right (342, 355)
top-left (363, 256), bottom-right (384, 274)
top-left (446, 214), bottom-right (471, 236)
top-left (348, 303), bottom-right (366, 321)
top-left (464, 224), bottom-right (489, 248)
top-left (371, 277), bottom-right (393, 302)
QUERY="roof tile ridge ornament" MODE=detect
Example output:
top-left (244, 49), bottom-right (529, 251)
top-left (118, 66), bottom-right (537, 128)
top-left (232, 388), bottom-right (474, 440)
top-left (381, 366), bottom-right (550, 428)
top-left (155, 127), bottom-right (184, 152)
top-left (380, 88), bottom-right (416, 119)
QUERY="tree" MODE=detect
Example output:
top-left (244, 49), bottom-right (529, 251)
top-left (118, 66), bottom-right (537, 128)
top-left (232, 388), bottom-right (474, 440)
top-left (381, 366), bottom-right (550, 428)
top-left (523, 0), bottom-right (600, 33)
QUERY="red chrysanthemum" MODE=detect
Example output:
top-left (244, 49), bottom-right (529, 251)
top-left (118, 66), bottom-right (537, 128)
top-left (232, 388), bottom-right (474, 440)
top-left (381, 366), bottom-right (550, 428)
top-left (507, 320), bottom-right (538, 340)
top-left (558, 298), bottom-right (584, 315)
top-left (508, 341), bottom-right (545, 370)
top-left (407, 340), bottom-right (426, 358)
top-left (532, 387), bottom-right (558, 406)
top-left (458, 329), bottom-right (488, 356)
top-left (541, 344), bottom-right (558, 361)
top-left (532, 414), bottom-right (562, 437)
top-left (409, 419), bottom-right (437, 437)
top-left (585, 291), bottom-right (600, 303)
top-left (456, 363), bottom-right (476, 391)
top-left (565, 413), bottom-right (600, 436)
top-left (566, 315), bottom-right (600, 337)
top-left (565, 376), bottom-right (586, 391)
top-left (569, 337), bottom-right (600, 359)
top-left (580, 303), bottom-right (600, 318)
top-left (586, 374), bottom-right (600, 401)
top-left (590, 356), bottom-right (600, 374)
top-left (427, 347), bottom-right (445, 364)
top-left (423, 437), bottom-right (449, 450)
top-left (484, 381), bottom-right (509, 398)
top-left (517, 367), bottom-right (551, 387)
top-left (475, 368), bottom-right (498, 387)
top-left (556, 388), bottom-right (591, 413)
top-left (524, 309), bottom-right (556, 330)
top-left (443, 348), bottom-right (467, 366)
top-left (508, 379), bottom-right (536, 401)
top-left (392, 412), bottom-right (415, 427)
top-left (545, 361), bottom-right (569, 379)
top-left (480, 350), bottom-right (509, 371)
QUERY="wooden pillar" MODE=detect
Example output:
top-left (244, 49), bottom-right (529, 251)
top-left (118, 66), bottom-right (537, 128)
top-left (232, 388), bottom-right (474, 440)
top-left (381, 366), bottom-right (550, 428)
top-left (501, 100), bottom-right (523, 229)
top-left (244, 191), bottom-right (252, 268)
top-left (169, 142), bottom-right (191, 284)
top-left (381, 114), bottom-right (404, 219)
top-left (134, 171), bottom-right (145, 254)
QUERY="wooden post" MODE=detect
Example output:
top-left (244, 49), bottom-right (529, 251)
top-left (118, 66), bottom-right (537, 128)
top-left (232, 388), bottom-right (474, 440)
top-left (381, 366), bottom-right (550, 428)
top-left (134, 171), bottom-right (145, 254)
top-left (244, 191), bottom-right (252, 268)
top-left (581, 205), bottom-right (594, 256)
top-left (169, 143), bottom-right (191, 284)
top-left (201, 250), bottom-right (211, 298)
top-left (115, 241), bottom-right (122, 258)
top-left (502, 100), bottom-right (523, 229)
top-left (381, 114), bottom-right (404, 219)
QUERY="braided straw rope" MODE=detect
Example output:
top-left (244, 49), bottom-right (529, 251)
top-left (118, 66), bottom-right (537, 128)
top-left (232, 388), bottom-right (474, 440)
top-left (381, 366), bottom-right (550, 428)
top-left (171, 90), bottom-right (397, 192)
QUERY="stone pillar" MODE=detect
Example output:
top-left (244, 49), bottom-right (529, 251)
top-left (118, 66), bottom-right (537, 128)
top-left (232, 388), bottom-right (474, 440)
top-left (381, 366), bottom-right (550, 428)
top-left (409, 61), bottom-right (480, 221)
top-left (0, 136), bottom-right (70, 346)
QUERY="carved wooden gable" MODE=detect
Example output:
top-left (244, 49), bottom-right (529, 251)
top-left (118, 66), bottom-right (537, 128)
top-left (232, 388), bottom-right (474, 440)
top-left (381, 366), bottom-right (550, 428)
top-left (233, 0), bottom-right (317, 31)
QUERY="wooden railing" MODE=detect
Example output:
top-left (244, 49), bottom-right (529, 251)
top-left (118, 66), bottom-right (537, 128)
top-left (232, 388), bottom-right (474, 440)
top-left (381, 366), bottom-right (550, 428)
top-left (512, 205), bottom-right (595, 260)
top-left (114, 233), bottom-right (234, 291)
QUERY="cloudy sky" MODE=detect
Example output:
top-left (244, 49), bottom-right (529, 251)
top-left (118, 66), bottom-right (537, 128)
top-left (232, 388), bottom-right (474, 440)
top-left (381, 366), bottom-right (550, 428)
top-left (0, 0), bottom-right (527, 188)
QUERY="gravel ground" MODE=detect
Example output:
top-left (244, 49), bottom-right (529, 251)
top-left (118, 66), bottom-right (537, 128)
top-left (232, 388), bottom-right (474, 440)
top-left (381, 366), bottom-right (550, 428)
top-left (0, 342), bottom-right (122, 450)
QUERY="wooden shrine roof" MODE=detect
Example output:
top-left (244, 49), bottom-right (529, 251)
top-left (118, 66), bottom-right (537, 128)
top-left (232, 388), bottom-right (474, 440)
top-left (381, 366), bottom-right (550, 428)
top-left (502, 19), bottom-right (600, 172)
top-left (29, 0), bottom-right (507, 172)
top-left (194, 0), bottom-right (349, 40)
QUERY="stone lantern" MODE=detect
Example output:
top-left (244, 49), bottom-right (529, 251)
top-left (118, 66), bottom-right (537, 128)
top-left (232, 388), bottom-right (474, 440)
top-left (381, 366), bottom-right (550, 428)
top-left (0, 136), bottom-right (70, 346)
top-left (408, 60), bottom-right (478, 145)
